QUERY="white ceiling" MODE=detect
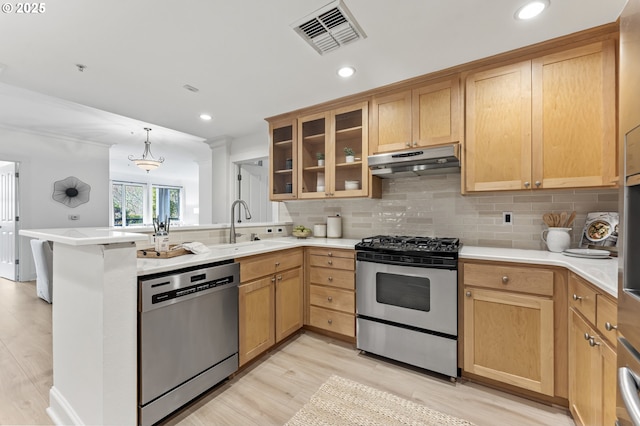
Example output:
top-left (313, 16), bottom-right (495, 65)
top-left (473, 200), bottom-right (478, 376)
top-left (0, 0), bottom-right (627, 154)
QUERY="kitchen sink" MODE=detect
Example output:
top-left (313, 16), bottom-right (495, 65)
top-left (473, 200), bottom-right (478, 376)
top-left (207, 240), bottom-right (292, 257)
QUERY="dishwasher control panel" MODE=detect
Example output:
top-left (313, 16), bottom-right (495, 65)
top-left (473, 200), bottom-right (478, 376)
top-left (152, 275), bottom-right (235, 304)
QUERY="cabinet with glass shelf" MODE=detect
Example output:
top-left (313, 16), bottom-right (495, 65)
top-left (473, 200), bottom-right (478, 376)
top-left (269, 119), bottom-right (297, 200)
top-left (298, 101), bottom-right (377, 199)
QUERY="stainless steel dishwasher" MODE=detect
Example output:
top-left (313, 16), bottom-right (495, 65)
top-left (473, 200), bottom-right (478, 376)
top-left (138, 259), bottom-right (239, 426)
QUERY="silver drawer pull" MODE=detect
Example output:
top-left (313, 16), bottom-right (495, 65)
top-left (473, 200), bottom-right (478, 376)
top-left (277, 275), bottom-right (282, 281)
top-left (605, 322), bottom-right (618, 331)
top-left (327, 296), bottom-right (333, 302)
top-left (328, 260), bottom-right (333, 265)
top-left (573, 294), bottom-right (583, 301)
top-left (327, 319), bottom-right (333, 324)
top-left (275, 262), bottom-right (280, 267)
top-left (328, 252), bottom-right (333, 257)
top-left (328, 276), bottom-right (333, 281)
top-left (584, 332), bottom-right (593, 341)
top-left (502, 276), bottom-right (509, 284)
top-left (589, 338), bottom-right (601, 347)
top-left (465, 291), bottom-right (472, 297)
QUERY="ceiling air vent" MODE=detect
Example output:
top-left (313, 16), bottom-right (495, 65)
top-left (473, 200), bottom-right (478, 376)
top-left (292, 0), bottom-right (366, 55)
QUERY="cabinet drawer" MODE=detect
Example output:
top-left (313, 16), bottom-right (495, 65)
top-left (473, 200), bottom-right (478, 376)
top-left (596, 294), bottom-right (617, 346)
top-left (309, 285), bottom-right (354, 314)
top-left (568, 273), bottom-right (597, 325)
top-left (309, 267), bottom-right (355, 290)
top-left (309, 254), bottom-right (354, 271)
top-left (309, 306), bottom-right (355, 337)
top-left (240, 249), bottom-right (302, 283)
top-left (463, 263), bottom-right (554, 296)
top-left (306, 247), bottom-right (355, 260)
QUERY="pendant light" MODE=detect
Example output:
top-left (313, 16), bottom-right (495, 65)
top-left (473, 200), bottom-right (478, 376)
top-left (128, 128), bottom-right (164, 172)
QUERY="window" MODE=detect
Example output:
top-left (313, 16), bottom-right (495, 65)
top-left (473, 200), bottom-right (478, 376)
top-left (112, 181), bottom-right (183, 227)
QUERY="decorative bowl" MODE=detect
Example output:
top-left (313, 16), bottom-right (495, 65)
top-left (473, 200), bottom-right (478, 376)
top-left (292, 229), bottom-right (312, 238)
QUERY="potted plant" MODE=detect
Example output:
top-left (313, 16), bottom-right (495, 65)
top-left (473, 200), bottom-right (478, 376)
top-left (344, 147), bottom-right (355, 163)
top-left (316, 152), bottom-right (325, 166)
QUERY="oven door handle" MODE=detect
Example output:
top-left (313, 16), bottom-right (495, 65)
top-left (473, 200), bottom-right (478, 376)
top-left (619, 366), bottom-right (640, 425)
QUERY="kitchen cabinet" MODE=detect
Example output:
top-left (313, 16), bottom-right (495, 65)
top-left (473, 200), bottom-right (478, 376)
top-left (370, 76), bottom-right (462, 154)
top-left (298, 102), bottom-right (379, 199)
top-left (269, 118), bottom-right (297, 200)
top-left (568, 272), bottom-right (617, 426)
top-left (462, 261), bottom-right (560, 397)
top-left (465, 40), bottom-right (616, 192)
top-left (238, 248), bottom-right (303, 366)
top-left (305, 247), bottom-right (356, 339)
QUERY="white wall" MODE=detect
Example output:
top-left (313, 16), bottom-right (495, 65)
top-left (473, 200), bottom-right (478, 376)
top-left (0, 126), bottom-right (110, 280)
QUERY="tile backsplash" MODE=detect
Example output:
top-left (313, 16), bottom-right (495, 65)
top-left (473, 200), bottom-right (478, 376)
top-left (279, 174), bottom-right (619, 250)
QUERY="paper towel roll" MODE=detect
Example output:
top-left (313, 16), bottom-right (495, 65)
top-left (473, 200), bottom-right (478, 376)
top-left (327, 216), bottom-right (342, 238)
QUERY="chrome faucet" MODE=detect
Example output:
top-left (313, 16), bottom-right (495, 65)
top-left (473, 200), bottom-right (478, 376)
top-left (230, 199), bottom-right (252, 244)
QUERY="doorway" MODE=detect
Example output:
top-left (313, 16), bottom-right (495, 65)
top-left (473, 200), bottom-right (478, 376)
top-left (0, 161), bottom-right (18, 281)
top-left (236, 158), bottom-right (272, 223)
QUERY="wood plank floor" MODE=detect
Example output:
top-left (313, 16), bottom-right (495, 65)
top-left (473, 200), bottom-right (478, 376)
top-left (0, 278), bottom-right (574, 425)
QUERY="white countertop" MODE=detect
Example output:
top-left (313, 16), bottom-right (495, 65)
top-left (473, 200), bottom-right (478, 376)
top-left (137, 237), bottom-right (360, 276)
top-left (19, 227), bottom-right (149, 246)
top-left (460, 246), bottom-right (618, 297)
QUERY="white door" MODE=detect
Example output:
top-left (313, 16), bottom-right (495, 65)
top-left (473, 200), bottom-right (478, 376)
top-left (0, 162), bottom-right (17, 281)
top-left (238, 162), bottom-right (272, 223)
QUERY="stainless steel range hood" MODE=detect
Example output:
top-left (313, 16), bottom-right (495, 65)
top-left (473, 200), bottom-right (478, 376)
top-left (368, 144), bottom-right (460, 178)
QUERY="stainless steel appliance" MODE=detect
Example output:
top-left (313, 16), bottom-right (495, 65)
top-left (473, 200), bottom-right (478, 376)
top-left (138, 260), bottom-right (239, 426)
top-left (355, 236), bottom-right (460, 379)
top-left (367, 144), bottom-right (460, 178)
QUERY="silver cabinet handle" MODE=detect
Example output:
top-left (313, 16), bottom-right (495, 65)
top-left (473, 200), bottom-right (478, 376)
top-left (605, 322), bottom-right (618, 331)
top-left (413, 141), bottom-right (417, 147)
top-left (405, 142), bottom-right (410, 147)
top-left (328, 252), bottom-right (333, 257)
top-left (328, 260), bottom-right (333, 265)
top-left (524, 181), bottom-right (530, 188)
top-left (328, 276), bottom-right (333, 282)
top-left (271, 277), bottom-right (276, 282)
top-left (584, 332), bottom-right (593, 341)
top-left (589, 338), bottom-right (601, 347)
top-left (465, 291), bottom-right (472, 297)
top-left (573, 294), bottom-right (583, 301)
top-left (620, 367), bottom-right (640, 425)
top-left (275, 262), bottom-right (280, 267)
top-left (327, 319), bottom-right (333, 324)
top-left (535, 181), bottom-right (541, 187)
top-left (502, 276), bottom-right (509, 284)
top-left (277, 275), bottom-right (282, 281)
top-left (327, 296), bottom-right (333, 302)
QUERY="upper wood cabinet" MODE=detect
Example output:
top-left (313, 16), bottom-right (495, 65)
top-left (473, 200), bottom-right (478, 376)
top-left (370, 76), bottom-right (462, 154)
top-left (298, 102), bottom-right (378, 199)
top-left (465, 40), bottom-right (617, 193)
top-left (269, 119), bottom-right (297, 200)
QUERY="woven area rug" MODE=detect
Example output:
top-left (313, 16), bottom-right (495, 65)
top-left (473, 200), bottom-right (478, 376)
top-left (286, 375), bottom-right (476, 426)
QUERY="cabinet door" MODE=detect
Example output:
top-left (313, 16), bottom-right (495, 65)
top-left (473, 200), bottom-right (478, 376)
top-left (269, 119), bottom-right (297, 201)
top-left (298, 111), bottom-right (330, 198)
top-left (532, 41), bottom-right (616, 189)
top-left (600, 338), bottom-right (616, 426)
top-left (275, 267), bottom-right (303, 342)
top-left (465, 62), bottom-right (532, 192)
top-left (238, 276), bottom-right (275, 366)
top-left (412, 77), bottom-right (461, 148)
top-left (463, 287), bottom-right (554, 395)
top-left (370, 90), bottom-right (412, 154)
top-left (332, 102), bottom-right (369, 198)
top-left (569, 310), bottom-right (599, 426)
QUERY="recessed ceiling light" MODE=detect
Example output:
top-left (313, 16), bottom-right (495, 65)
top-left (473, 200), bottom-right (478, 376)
top-left (515, 0), bottom-right (549, 20)
top-left (200, 114), bottom-right (212, 121)
top-left (337, 66), bottom-right (356, 78)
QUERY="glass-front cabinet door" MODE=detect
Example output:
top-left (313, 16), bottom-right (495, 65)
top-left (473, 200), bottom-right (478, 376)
top-left (298, 112), bottom-right (329, 199)
top-left (269, 119), bottom-right (297, 200)
top-left (332, 102), bottom-right (368, 198)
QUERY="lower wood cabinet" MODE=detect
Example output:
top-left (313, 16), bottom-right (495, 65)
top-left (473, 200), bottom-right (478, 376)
top-left (238, 248), bottom-right (303, 366)
top-left (568, 272), bottom-right (617, 426)
top-left (461, 260), bottom-right (567, 400)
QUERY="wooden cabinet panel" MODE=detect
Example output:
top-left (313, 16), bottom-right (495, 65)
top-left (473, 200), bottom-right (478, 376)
top-left (239, 249), bottom-right (302, 282)
top-left (309, 285), bottom-right (354, 313)
top-left (238, 276), bottom-right (275, 366)
top-left (275, 267), bottom-right (303, 342)
top-left (569, 310), bottom-right (598, 426)
top-left (305, 247), bottom-right (355, 259)
top-left (464, 287), bottom-right (554, 396)
top-left (371, 90), bottom-right (412, 153)
top-left (601, 338), bottom-right (616, 426)
top-left (465, 62), bottom-right (532, 192)
top-left (596, 294), bottom-right (617, 346)
top-left (309, 267), bottom-right (355, 290)
top-left (309, 306), bottom-right (355, 337)
top-left (532, 41), bottom-right (617, 189)
top-left (269, 119), bottom-right (297, 200)
top-left (308, 254), bottom-right (354, 271)
top-left (568, 273), bottom-right (597, 325)
top-left (463, 262), bottom-right (553, 296)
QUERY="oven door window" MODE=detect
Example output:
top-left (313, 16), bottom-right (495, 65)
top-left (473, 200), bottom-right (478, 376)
top-left (376, 272), bottom-right (430, 312)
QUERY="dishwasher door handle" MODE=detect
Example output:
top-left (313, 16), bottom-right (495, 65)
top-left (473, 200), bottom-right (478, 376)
top-left (619, 366), bottom-right (640, 425)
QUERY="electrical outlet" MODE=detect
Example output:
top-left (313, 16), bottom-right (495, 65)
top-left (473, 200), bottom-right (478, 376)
top-left (502, 212), bottom-right (513, 225)
top-left (276, 227), bottom-right (284, 233)
top-left (266, 228), bottom-right (273, 233)
top-left (68, 214), bottom-right (80, 221)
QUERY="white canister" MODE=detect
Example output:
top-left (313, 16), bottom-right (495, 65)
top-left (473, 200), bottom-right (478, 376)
top-left (541, 227), bottom-right (572, 252)
top-left (326, 216), bottom-right (342, 238)
top-left (313, 224), bottom-right (327, 238)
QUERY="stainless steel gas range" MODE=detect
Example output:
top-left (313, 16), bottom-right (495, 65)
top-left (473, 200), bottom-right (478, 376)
top-left (355, 235), bottom-right (460, 379)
